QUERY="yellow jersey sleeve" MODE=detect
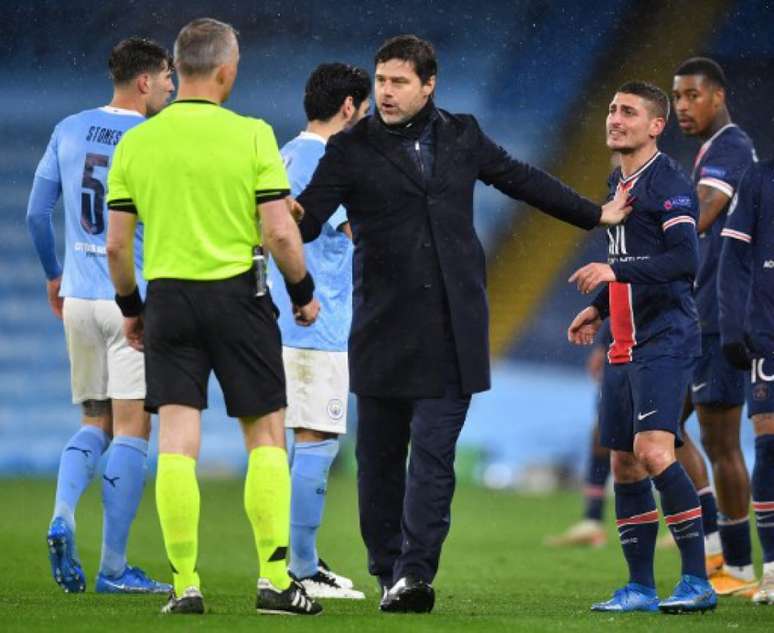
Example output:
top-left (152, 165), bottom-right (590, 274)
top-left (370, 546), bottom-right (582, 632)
top-left (106, 139), bottom-right (137, 213)
top-left (254, 120), bottom-right (290, 205)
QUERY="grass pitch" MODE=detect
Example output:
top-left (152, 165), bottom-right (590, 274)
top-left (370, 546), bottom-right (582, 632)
top-left (1, 476), bottom-right (772, 632)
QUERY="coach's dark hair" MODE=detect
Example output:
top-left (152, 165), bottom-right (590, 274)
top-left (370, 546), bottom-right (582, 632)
top-left (375, 34), bottom-right (437, 84)
top-left (108, 37), bottom-right (172, 85)
top-left (674, 57), bottom-right (727, 89)
top-left (174, 18), bottom-right (239, 78)
top-left (303, 63), bottom-right (371, 122)
top-left (618, 81), bottom-right (670, 121)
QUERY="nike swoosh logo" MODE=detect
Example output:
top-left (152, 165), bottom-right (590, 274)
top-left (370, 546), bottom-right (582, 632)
top-left (619, 528), bottom-right (635, 536)
top-left (691, 383), bottom-right (707, 393)
top-left (637, 410), bottom-right (657, 421)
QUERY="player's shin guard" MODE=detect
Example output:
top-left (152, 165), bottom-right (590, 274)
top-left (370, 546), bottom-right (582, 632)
top-left (753, 434), bottom-right (774, 565)
top-left (156, 453), bottom-right (200, 595)
top-left (290, 439), bottom-right (339, 579)
top-left (614, 478), bottom-right (658, 588)
top-left (100, 436), bottom-right (148, 577)
top-left (654, 462), bottom-right (706, 579)
top-left (53, 426), bottom-right (110, 531)
top-left (245, 446), bottom-right (291, 590)
top-left (584, 453), bottom-right (610, 521)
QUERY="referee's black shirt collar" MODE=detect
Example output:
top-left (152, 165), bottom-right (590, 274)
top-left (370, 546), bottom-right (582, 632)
top-left (170, 99), bottom-right (219, 106)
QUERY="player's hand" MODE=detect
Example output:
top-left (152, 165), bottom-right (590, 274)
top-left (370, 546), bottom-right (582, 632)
top-left (568, 306), bottom-right (602, 346)
top-left (599, 185), bottom-right (634, 226)
top-left (123, 315), bottom-right (144, 352)
top-left (569, 262), bottom-right (616, 294)
top-left (722, 341), bottom-right (751, 370)
top-left (288, 197), bottom-right (305, 223)
top-left (293, 297), bottom-right (320, 326)
top-left (46, 276), bottom-right (64, 319)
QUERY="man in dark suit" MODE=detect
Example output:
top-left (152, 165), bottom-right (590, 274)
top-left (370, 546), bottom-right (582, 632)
top-left (294, 34), bottom-right (631, 613)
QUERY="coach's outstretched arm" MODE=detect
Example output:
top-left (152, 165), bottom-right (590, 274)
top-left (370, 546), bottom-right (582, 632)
top-left (473, 117), bottom-right (631, 228)
top-left (260, 199), bottom-right (320, 326)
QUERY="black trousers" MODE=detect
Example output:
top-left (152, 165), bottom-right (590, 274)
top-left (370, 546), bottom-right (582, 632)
top-left (356, 380), bottom-right (471, 585)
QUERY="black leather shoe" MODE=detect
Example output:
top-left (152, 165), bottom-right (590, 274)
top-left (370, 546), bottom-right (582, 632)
top-left (379, 576), bottom-right (435, 613)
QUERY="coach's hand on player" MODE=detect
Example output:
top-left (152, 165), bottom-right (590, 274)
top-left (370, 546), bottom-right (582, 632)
top-left (569, 262), bottom-right (616, 294)
top-left (46, 276), bottom-right (64, 319)
top-left (568, 306), bottom-right (602, 346)
top-left (123, 315), bottom-right (144, 352)
top-left (599, 185), bottom-right (634, 226)
top-left (293, 297), bottom-right (320, 326)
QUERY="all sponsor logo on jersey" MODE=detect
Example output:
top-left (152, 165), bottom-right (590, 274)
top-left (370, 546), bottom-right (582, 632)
top-left (763, 260), bottom-right (774, 269)
top-left (700, 166), bottom-right (727, 179)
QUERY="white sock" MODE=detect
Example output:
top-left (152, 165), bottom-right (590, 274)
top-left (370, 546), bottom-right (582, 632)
top-left (723, 563), bottom-right (755, 582)
top-left (704, 531), bottom-right (722, 556)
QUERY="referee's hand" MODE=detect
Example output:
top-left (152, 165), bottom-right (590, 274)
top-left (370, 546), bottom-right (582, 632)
top-left (293, 297), bottom-right (320, 327)
top-left (123, 315), bottom-right (144, 352)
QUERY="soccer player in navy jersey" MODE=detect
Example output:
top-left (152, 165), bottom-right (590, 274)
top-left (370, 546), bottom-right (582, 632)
top-left (567, 81), bottom-right (716, 613)
top-left (718, 160), bottom-right (774, 604)
top-left (672, 57), bottom-right (758, 594)
top-left (26, 38), bottom-right (174, 594)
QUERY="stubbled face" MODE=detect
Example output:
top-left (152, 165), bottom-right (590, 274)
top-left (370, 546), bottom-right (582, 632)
top-left (606, 92), bottom-right (664, 154)
top-left (374, 58), bottom-right (434, 125)
top-left (145, 61), bottom-right (175, 116)
top-left (672, 74), bottom-right (723, 137)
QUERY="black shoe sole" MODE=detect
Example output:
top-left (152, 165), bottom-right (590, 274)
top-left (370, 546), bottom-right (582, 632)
top-left (162, 597), bottom-right (205, 614)
top-left (380, 586), bottom-right (435, 614)
top-left (659, 603), bottom-right (717, 615)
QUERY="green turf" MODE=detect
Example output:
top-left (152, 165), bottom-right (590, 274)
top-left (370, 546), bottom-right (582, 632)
top-left (1, 476), bottom-right (772, 631)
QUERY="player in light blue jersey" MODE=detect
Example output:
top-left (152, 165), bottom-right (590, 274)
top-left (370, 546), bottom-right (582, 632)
top-left (267, 63), bottom-right (370, 599)
top-left (26, 38), bottom-right (174, 595)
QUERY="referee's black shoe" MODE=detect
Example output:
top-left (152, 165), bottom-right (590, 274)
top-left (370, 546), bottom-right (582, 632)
top-left (160, 587), bottom-right (205, 615)
top-left (255, 578), bottom-right (322, 615)
top-left (379, 576), bottom-right (435, 613)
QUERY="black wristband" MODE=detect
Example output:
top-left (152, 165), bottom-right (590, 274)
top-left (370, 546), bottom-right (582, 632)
top-left (115, 286), bottom-right (144, 317)
top-left (285, 272), bottom-right (315, 307)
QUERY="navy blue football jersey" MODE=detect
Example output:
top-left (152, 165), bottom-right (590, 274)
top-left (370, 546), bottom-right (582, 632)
top-left (719, 160), bottom-right (774, 355)
top-left (593, 152), bottom-right (701, 364)
top-left (692, 124), bottom-right (756, 334)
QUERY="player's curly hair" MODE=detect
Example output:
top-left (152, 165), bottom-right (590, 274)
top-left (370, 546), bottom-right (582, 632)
top-left (303, 63), bottom-right (371, 122)
top-left (108, 37), bottom-right (172, 85)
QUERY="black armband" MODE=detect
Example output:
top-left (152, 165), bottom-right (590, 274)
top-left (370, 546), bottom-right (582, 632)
top-left (285, 272), bottom-right (315, 307)
top-left (115, 286), bottom-right (144, 317)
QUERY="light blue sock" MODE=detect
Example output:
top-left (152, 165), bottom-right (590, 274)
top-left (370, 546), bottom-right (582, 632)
top-left (99, 436), bottom-right (148, 577)
top-left (289, 439), bottom-right (339, 579)
top-left (53, 425), bottom-right (111, 532)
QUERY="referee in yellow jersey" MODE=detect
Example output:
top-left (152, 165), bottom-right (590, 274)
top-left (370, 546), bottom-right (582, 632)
top-left (106, 18), bottom-right (322, 616)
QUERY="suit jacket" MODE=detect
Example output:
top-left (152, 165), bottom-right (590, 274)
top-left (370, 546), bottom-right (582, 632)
top-left (297, 108), bottom-right (601, 398)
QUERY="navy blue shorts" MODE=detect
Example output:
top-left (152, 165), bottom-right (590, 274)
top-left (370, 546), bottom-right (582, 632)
top-left (690, 334), bottom-right (745, 407)
top-left (747, 356), bottom-right (774, 418)
top-left (600, 357), bottom-right (694, 452)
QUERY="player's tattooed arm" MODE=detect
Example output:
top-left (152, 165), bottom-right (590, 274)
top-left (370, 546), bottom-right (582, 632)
top-left (696, 184), bottom-right (731, 234)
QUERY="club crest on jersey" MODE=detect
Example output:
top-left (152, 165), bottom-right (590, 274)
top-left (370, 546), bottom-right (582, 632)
top-left (327, 398), bottom-right (344, 420)
top-left (663, 195), bottom-right (692, 210)
top-left (700, 166), bottom-right (727, 179)
top-left (753, 384), bottom-right (769, 402)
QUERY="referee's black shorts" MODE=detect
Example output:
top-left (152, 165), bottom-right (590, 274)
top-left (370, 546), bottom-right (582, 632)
top-left (143, 270), bottom-right (286, 418)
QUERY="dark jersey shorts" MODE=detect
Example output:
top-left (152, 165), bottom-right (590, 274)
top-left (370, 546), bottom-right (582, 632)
top-left (690, 334), bottom-right (745, 407)
top-left (600, 356), bottom-right (694, 451)
top-left (748, 356), bottom-right (774, 418)
top-left (143, 270), bottom-right (286, 418)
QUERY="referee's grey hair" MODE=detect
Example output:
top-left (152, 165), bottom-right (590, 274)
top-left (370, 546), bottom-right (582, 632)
top-left (174, 18), bottom-right (238, 78)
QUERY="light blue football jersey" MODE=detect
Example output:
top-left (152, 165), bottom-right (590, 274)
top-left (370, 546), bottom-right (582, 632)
top-left (268, 131), bottom-right (353, 351)
top-left (34, 106), bottom-right (146, 299)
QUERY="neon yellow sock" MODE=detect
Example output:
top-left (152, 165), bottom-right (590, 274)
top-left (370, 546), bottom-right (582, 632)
top-left (156, 453), bottom-right (201, 595)
top-left (245, 445), bottom-right (291, 590)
